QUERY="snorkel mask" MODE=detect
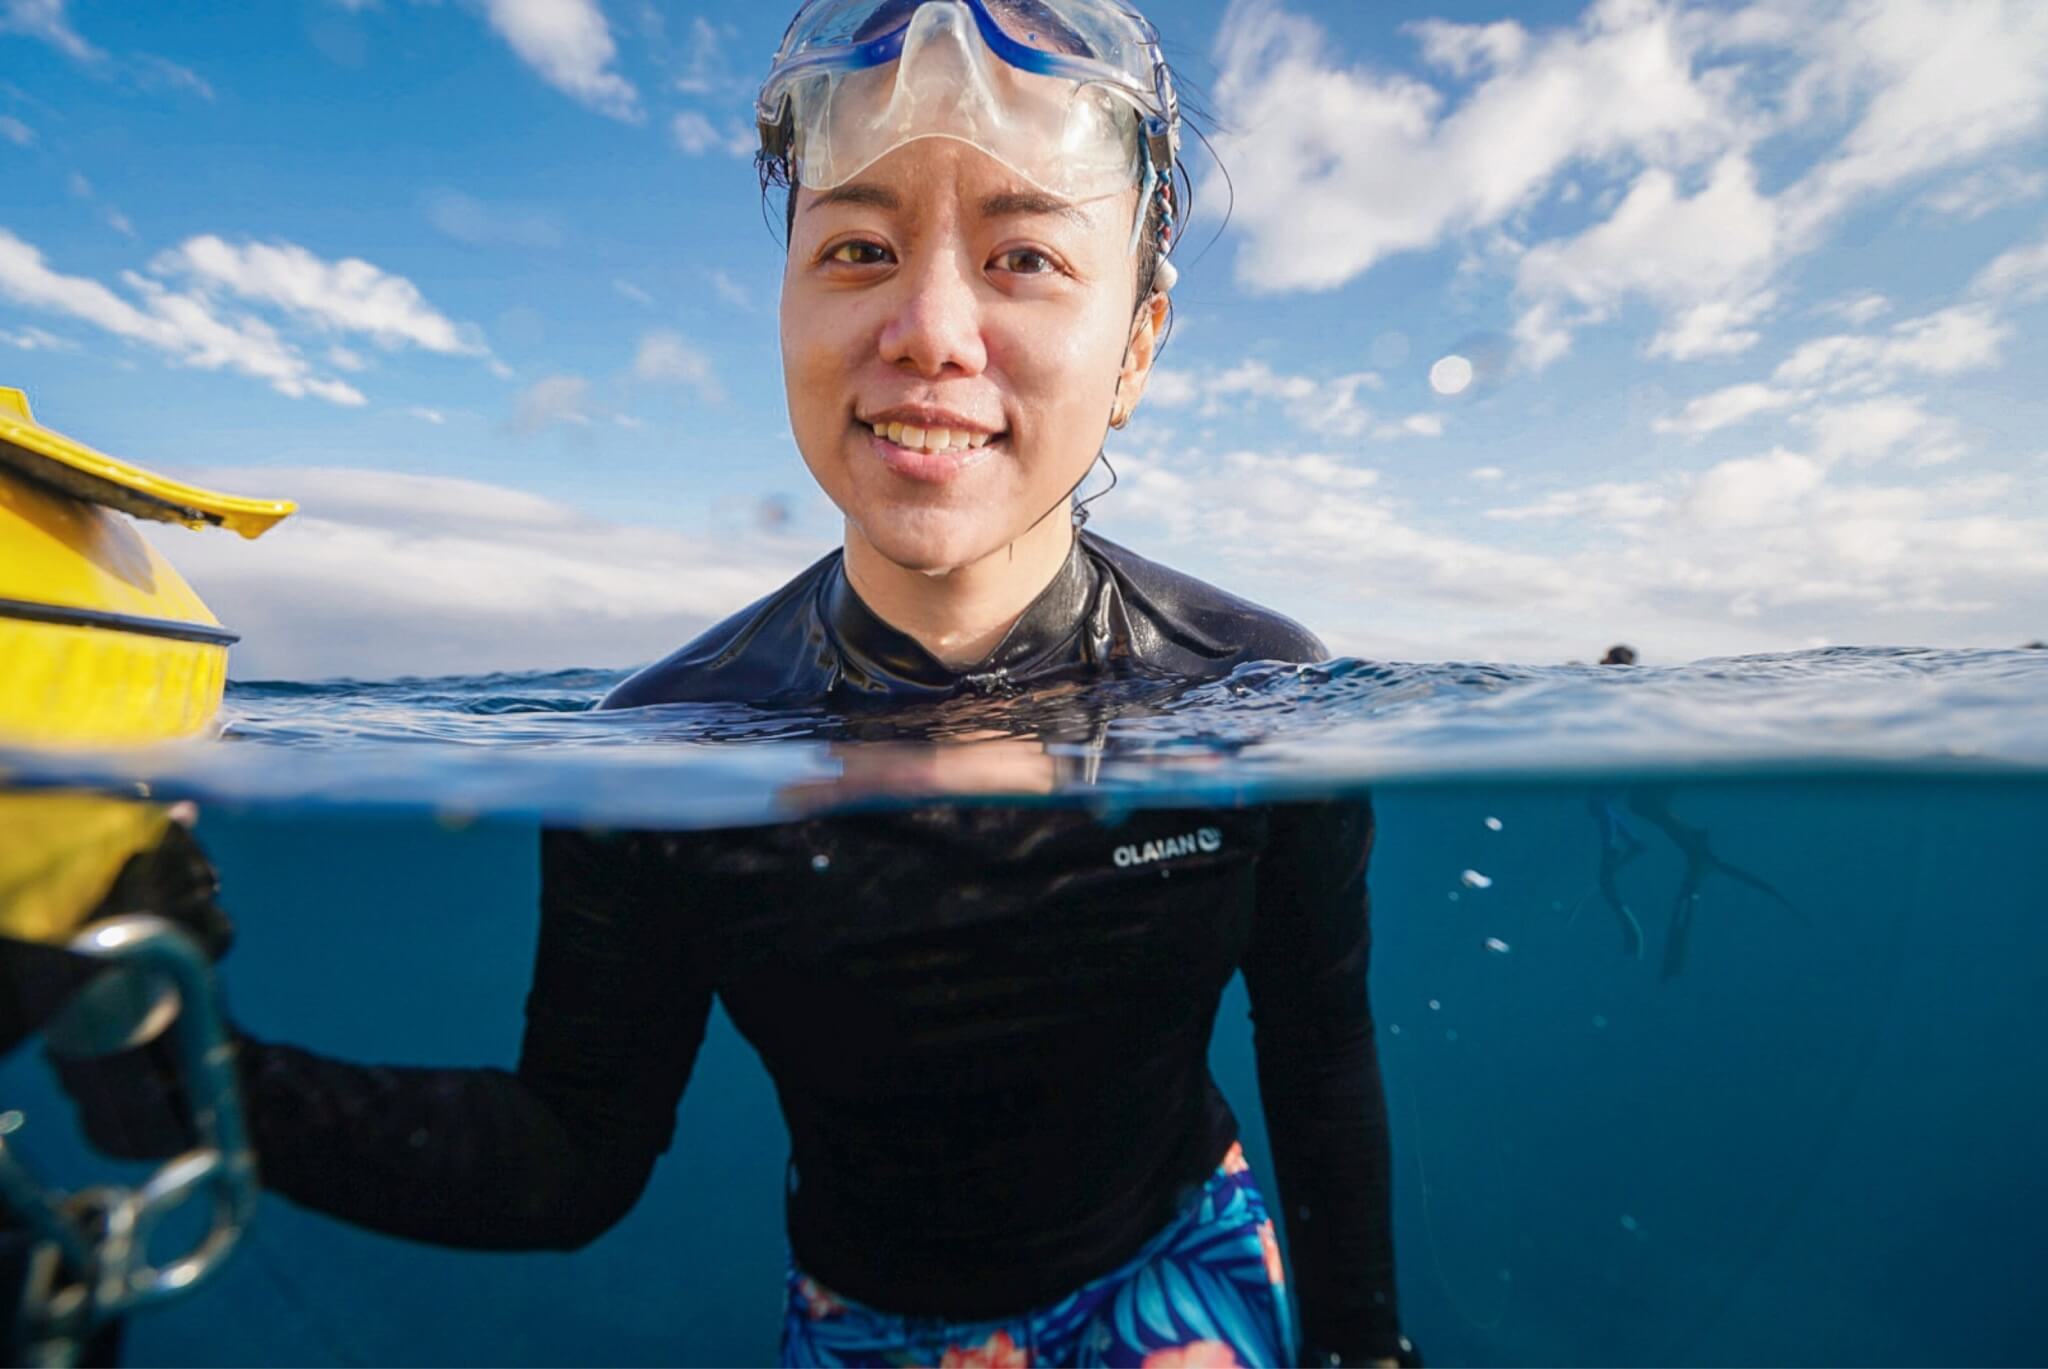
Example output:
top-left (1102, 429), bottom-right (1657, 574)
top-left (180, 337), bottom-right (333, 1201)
top-left (757, 0), bottom-right (1181, 266)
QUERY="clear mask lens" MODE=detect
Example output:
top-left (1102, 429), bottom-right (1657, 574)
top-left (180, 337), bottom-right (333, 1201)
top-left (764, 0), bottom-right (1157, 202)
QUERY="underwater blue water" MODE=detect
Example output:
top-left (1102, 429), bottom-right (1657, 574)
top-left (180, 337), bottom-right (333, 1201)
top-left (3, 647), bottom-right (2046, 1365)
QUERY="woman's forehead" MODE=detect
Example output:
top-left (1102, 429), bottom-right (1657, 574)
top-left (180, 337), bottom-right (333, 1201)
top-left (799, 139), bottom-right (1130, 231)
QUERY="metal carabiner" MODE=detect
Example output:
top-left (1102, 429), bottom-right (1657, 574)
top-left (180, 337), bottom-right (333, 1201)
top-left (0, 915), bottom-right (257, 1362)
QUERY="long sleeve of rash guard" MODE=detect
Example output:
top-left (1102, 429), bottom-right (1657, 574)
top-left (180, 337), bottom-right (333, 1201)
top-left (237, 831), bottom-right (710, 1250)
top-left (1241, 798), bottom-right (1406, 1365)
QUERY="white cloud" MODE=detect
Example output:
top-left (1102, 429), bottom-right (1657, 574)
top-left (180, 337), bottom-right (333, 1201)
top-left (1684, 448), bottom-right (1825, 527)
top-left (305, 378), bottom-right (372, 406)
top-left (1211, 0), bottom-right (2048, 369)
top-left (1798, 396), bottom-right (1943, 465)
top-left (1111, 442), bottom-right (1590, 619)
top-left (156, 466), bottom-right (812, 679)
top-left (156, 235), bottom-right (484, 356)
top-left (0, 115), bottom-right (31, 146)
top-left (132, 54), bottom-right (213, 102)
top-left (1654, 382), bottom-right (1800, 436)
top-left (709, 269), bottom-right (752, 312)
top-left (3, 4), bottom-right (220, 102)
top-left (1516, 156), bottom-right (1784, 365)
top-left (672, 17), bottom-right (742, 97)
top-left (1470, 465), bottom-right (1507, 483)
top-left (631, 330), bottom-right (722, 403)
top-left (326, 345), bottom-right (366, 372)
top-left (1814, 289), bottom-right (1891, 325)
top-left (406, 406), bottom-right (447, 425)
top-left (1102, 433), bottom-right (2048, 662)
top-left (1971, 228), bottom-right (2048, 304)
top-left (1773, 304), bottom-right (2009, 390)
top-left (1152, 359), bottom-right (1387, 439)
top-left (0, 0), bottom-right (102, 62)
top-left (0, 323), bottom-right (74, 351)
top-left (1384, 413), bottom-right (1445, 439)
top-left (1781, 0), bottom-right (2048, 227)
top-left (1209, 0), bottom-right (1739, 294)
top-left (613, 277), bottom-right (654, 308)
top-left (481, 0), bottom-right (639, 122)
top-left (0, 226), bottom-right (364, 404)
top-left (672, 110), bottom-right (753, 159)
top-left (1919, 166), bottom-right (2048, 221)
top-left (510, 374), bottom-right (593, 433)
top-left (1649, 291), bottom-right (1780, 362)
top-left (1142, 368), bottom-right (1198, 409)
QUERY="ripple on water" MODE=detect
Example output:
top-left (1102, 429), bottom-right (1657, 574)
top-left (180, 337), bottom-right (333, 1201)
top-left (1, 647), bottom-right (2042, 828)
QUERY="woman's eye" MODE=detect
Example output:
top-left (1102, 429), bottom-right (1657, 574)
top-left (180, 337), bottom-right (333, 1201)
top-left (827, 241), bottom-right (891, 266)
top-left (995, 249), bottom-right (1058, 276)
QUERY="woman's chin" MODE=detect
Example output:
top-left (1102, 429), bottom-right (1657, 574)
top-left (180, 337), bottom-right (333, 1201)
top-left (853, 512), bottom-right (1012, 576)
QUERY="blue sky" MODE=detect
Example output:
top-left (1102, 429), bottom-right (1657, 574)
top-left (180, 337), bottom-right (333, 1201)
top-left (3, 0), bottom-right (2045, 678)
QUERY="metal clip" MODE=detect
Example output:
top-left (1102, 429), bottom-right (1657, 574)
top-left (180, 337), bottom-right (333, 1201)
top-left (1, 916), bottom-right (257, 1365)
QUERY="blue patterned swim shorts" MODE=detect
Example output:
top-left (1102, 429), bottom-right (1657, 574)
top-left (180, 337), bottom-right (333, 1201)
top-left (782, 1141), bottom-right (1294, 1368)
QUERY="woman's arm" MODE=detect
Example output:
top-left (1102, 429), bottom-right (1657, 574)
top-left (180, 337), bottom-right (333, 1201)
top-left (235, 829), bottom-right (711, 1250)
top-left (1242, 798), bottom-right (1411, 1366)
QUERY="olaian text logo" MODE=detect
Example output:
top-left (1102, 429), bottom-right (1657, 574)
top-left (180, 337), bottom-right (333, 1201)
top-left (1113, 828), bottom-right (1224, 869)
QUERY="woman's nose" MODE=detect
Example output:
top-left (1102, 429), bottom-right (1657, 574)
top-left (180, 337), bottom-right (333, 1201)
top-left (877, 254), bottom-right (988, 380)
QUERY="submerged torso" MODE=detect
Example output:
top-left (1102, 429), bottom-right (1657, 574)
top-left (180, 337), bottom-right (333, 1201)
top-left (547, 801), bottom-right (1300, 1315)
top-left (581, 529), bottom-right (1334, 1311)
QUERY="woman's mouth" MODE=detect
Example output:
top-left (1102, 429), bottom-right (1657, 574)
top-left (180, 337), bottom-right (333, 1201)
top-left (862, 420), bottom-right (1005, 485)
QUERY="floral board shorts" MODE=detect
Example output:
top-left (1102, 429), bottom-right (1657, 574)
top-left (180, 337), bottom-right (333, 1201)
top-left (781, 1142), bottom-right (1295, 1368)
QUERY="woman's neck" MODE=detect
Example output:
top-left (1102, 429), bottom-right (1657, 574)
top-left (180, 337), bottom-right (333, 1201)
top-left (842, 513), bottom-right (1077, 671)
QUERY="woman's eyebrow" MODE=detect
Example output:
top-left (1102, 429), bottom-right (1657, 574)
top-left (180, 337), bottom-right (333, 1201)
top-left (808, 183), bottom-right (900, 214)
top-left (803, 183), bottom-right (1085, 226)
top-left (980, 190), bottom-right (1088, 226)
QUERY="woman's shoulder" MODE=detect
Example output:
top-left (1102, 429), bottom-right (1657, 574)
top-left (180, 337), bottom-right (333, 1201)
top-left (1081, 532), bottom-right (1329, 667)
top-left (599, 551), bottom-right (841, 711)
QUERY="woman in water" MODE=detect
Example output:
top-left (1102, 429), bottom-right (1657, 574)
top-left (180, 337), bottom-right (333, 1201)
top-left (75, 2), bottom-right (1412, 1364)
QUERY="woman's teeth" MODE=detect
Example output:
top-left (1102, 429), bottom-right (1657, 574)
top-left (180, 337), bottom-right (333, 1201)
top-left (870, 422), bottom-right (996, 454)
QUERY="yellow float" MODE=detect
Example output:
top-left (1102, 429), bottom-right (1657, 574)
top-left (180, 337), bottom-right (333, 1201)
top-left (1, 384), bottom-right (291, 943)
top-left (0, 385), bottom-right (291, 749)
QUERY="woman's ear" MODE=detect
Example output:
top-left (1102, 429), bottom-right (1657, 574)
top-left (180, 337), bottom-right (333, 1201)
top-left (1112, 291), bottom-right (1172, 429)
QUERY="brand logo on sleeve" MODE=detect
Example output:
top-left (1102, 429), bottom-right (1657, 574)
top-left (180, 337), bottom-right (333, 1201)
top-left (1113, 827), bottom-right (1224, 869)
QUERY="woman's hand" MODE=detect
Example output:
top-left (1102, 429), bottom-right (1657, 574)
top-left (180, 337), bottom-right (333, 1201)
top-left (48, 812), bottom-right (236, 1160)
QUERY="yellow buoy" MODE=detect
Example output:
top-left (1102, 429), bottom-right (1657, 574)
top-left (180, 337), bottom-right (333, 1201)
top-left (0, 386), bottom-right (292, 748)
top-left (0, 386), bottom-right (291, 943)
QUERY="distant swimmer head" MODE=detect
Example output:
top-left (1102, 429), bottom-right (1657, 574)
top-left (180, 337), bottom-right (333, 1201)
top-left (762, 0), bottom-right (1191, 578)
top-left (1601, 645), bottom-right (1639, 666)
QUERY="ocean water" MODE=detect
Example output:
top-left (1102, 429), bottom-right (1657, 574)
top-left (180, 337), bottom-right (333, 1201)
top-left (3, 647), bottom-right (2046, 1366)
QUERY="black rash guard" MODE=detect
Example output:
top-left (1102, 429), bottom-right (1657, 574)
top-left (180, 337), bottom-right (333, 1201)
top-left (235, 531), bottom-right (1407, 1363)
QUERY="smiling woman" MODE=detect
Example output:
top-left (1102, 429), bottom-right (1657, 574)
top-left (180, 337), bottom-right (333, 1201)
top-left (778, 138), bottom-right (1165, 662)
top-left (93, 4), bottom-right (1414, 1368)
